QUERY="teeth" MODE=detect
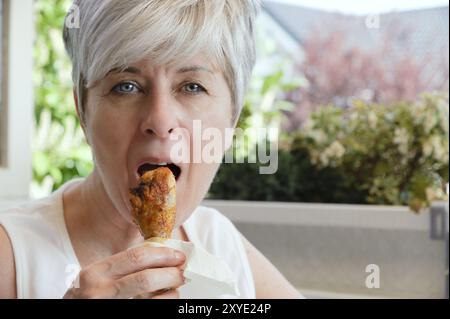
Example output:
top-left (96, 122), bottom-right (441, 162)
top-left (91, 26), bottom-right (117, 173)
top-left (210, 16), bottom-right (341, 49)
top-left (149, 162), bottom-right (167, 166)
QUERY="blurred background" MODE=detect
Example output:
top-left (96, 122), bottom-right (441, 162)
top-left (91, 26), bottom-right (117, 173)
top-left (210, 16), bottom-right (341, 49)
top-left (0, 0), bottom-right (449, 298)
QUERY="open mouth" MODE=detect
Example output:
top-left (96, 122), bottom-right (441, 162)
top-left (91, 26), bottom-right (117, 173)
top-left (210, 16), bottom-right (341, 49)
top-left (137, 162), bottom-right (181, 180)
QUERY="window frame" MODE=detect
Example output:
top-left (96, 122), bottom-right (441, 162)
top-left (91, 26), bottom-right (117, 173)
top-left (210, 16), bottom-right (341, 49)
top-left (0, 0), bottom-right (9, 168)
top-left (0, 0), bottom-right (33, 199)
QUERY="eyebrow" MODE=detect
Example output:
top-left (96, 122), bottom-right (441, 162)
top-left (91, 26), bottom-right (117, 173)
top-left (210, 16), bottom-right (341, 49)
top-left (108, 66), bottom-right (142, 75)
top-left (176, 66), bottom-right (214, 74)
top-left (107, 65), bottom-right (214, 77)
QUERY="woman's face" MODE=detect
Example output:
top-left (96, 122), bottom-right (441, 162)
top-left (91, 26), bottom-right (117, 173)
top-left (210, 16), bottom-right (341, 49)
top-left (81, 54), bottom-right (233, 227)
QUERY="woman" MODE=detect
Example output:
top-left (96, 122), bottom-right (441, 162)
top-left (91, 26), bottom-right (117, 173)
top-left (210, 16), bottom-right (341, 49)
top-left (0, 0), bottom-right (302, 299)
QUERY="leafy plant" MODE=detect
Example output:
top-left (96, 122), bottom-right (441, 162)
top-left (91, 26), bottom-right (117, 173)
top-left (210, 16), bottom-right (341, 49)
top-left (211, 93), bottom-right (449, 212)
top-left (33, 0), bottom-right (93, 196)
top-left (208, 147), bottom-right (368, 204)
top-left (298, 93), bottom-right (448, 211)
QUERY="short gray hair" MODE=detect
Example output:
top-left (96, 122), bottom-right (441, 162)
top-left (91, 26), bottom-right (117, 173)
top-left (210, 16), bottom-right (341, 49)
top-left (63, 0), bottom-right (260, 124)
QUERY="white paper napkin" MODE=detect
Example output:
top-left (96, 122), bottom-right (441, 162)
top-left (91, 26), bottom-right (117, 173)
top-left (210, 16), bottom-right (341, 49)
top-left (140, 238), bottom-right (239, 299)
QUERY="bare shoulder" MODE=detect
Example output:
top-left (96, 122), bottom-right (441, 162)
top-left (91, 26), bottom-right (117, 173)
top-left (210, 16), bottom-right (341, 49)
top-left (240, 234), bottom-right (304, 299)
top-left (0, 225), bottom-right (17, 299)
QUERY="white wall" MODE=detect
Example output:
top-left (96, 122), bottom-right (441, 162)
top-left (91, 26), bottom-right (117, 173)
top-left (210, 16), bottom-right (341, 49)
top-left (204, 200), bottom-right (448, 298)
top-left (0, 0), bottom-right (34, 200)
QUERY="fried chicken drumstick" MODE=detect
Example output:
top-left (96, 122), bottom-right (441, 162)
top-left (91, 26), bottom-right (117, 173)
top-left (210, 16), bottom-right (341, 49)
top-left (129, 167), bottom-right (176, 240)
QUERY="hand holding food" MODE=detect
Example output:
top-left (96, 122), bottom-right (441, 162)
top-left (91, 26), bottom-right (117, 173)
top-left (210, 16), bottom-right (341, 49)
top-left (63, 245), bottom-right (185, 299)
top-left (63, 167), bottom-right (182, 299)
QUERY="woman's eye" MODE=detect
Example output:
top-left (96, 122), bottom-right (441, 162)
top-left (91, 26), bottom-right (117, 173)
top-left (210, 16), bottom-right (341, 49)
top-left (182, 83), bottom-right (206, 94)
top-left (112, 82), bottom-right (140, 94)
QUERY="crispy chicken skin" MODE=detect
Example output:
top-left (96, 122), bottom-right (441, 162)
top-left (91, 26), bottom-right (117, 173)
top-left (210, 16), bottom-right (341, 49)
top-left (129, 167), bottom-right (176, 239)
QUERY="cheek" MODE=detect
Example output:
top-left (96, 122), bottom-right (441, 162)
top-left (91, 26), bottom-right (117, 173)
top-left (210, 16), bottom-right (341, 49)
top-left (85, 102), bottom-right (136, 173)
top-left (180, 90), bottom-right (233, 124)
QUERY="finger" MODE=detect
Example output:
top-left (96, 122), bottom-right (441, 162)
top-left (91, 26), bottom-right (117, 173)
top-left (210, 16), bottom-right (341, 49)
top-left (94, 246), bottom-right (186, 277)
top-left (151, 289), bottom-right (180, 299)
top-left (114, 267), bottom-right (185, 298)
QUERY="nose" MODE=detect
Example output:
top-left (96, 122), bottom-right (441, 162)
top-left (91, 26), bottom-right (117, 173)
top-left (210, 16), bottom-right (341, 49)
top-left (140, 88), bottom-right (178, 139)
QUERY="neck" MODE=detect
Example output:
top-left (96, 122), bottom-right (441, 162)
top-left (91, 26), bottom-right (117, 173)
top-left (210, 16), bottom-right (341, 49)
top-left (63, 170), bottom-right (143, 265)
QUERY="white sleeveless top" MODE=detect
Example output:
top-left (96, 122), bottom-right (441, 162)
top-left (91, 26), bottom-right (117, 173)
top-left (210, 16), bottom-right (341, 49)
top-left (0, 179), bottom-right (255, 299)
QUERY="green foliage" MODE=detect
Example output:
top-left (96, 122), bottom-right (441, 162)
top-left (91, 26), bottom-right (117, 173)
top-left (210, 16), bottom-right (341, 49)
top-left (238, 69), bottom-right (304, 131)
top-left (208, 147), bottom-right (368, 204)
top-left (300, 93), bottom-right (449, 211)
top-left (33, 0), bottom-right (93, 196)
top-left (210, 93), bottom-right (449, 212)
top-left (34, 0), bottom-right (72, 124)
